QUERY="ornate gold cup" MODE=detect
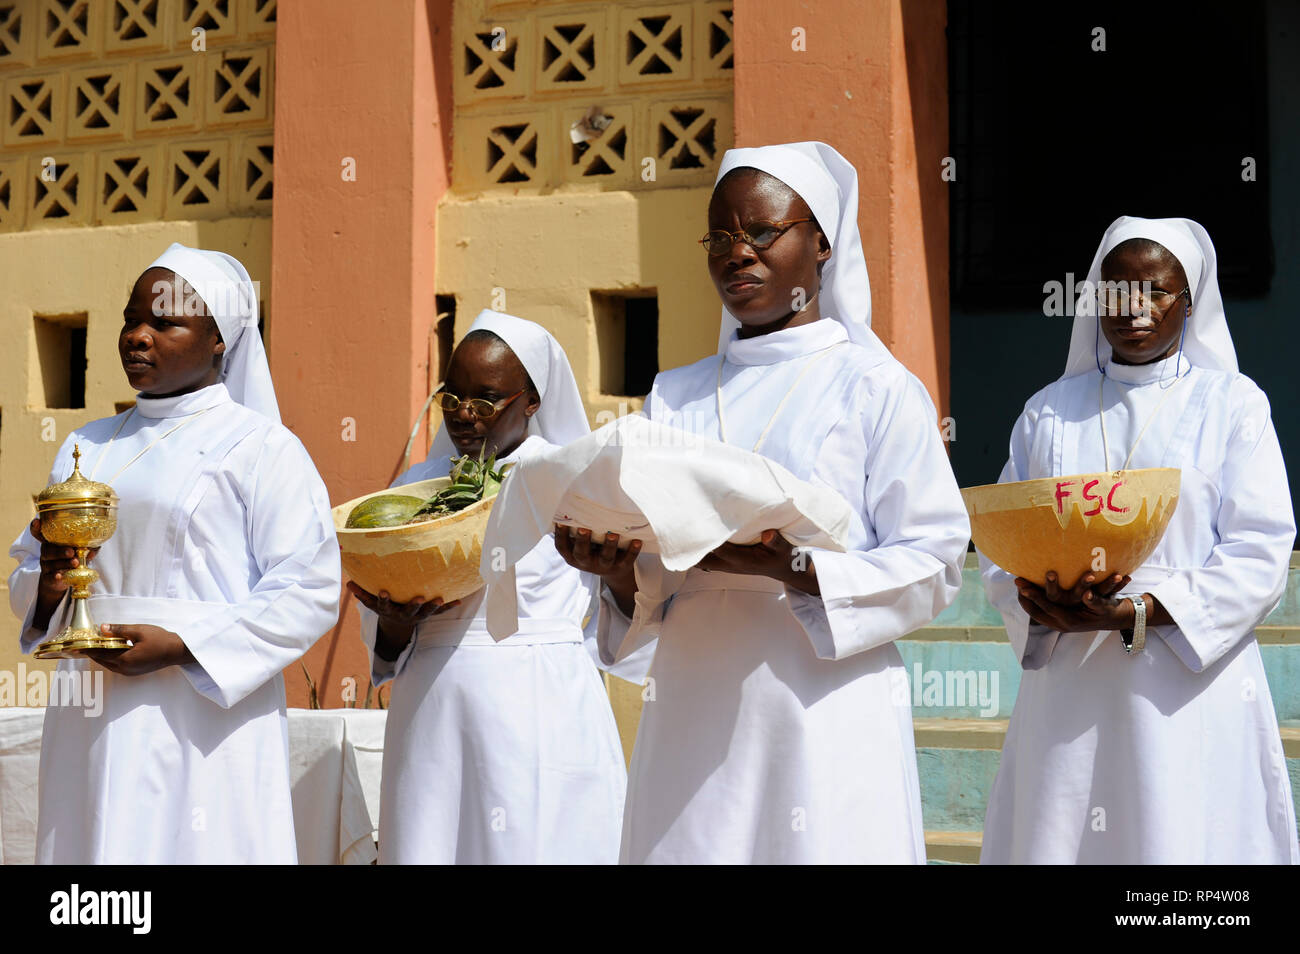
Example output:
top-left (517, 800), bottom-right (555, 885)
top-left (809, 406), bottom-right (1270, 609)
top-left (32, 445), bottom-right (129, 659)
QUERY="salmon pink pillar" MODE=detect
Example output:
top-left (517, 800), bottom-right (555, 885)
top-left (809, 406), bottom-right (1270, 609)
top-left (732, 0), bottom-right (950, 413)
top-left (271, 0), bottom-right (453, 706)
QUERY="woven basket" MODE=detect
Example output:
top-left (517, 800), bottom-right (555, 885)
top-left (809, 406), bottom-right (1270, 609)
top-left (961, 467), bottom-right (1180, 589)
top-left (333, 477), bottom-right (496, 604)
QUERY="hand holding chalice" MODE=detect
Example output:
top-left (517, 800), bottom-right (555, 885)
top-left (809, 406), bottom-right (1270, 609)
top-left (33, 446), bottom-right (130, 659)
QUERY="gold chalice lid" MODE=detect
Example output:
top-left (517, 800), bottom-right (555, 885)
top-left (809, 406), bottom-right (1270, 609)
top-left (36, 446), bottom-right (118, 510)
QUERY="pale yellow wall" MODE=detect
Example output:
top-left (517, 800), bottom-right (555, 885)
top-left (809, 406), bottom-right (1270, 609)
top-left (0, 1), bottom-right (274, 695)
top-left (441, 0), bottom-right (735, 418)
top-left (437, 188), bottom-right (722, 421)
top-left (0, 218), bottom-right (271, 694)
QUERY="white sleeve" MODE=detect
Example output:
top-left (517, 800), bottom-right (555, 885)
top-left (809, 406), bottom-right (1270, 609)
top-left (977, 396), bottom-right (1061, 669)
top-left (784, 372), bottom-right (969, 660)
top-left (357, 604), bottom-right (416, 688)
top-left (177, 434), bottom-right (342, 708)
top-left (586, 575), bottom-right (656, 683)
top-left (1148, 388), bottom-right (1295, 672)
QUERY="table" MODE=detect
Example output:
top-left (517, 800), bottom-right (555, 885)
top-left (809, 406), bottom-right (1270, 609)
top-left (0, 707), bottom-right (388, 865)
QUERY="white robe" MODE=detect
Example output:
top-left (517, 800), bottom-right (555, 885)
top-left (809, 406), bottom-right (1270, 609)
top-left (979, 356), bottom-right (1299, 864)
top-left (599, 318), bottom-right (970, 863)
top-left (360, 435), bottom-right (627, 864)
top-left (8, 382), bottom-right (341, 864)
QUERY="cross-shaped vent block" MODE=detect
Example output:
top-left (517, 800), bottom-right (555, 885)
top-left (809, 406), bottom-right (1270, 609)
top-left (485, 120), bottom-right (538, 183)
top-left (459, 25), bottom-right (524, 99)
top-left (166, 139), bottom-right (228, 217)
top-left (537, 16), bottom-right (604, 92)
top-left (619, 7), bottom-right (690, 85)
top-left (0, 2), bottom-right (35, 68)
top-left (105, 0), bottom-right (164, 53)
top-left (566, 108), bottom-right (630, 183)
top-left (67, 66), bottom-right (129, 140)
top-left (697, 4), bottom-right (733, 77)
top-left (206, 47), bottom-right (269, 125)
top-left (136, 58), bottom-right (199, 132)
top-left (0, 157), bottom-right (27, 231)
top-left (30, 153), bottom-right (91, 226)
top-left (650, 98), bottom-right (732, 183)
top-left (246, 0), bottom-right (276, 36)
top-left (178, 0), bottom-right (235, 42)
top-left (4, 73), bottom-right (64, 146)
top-left (235, 132), bottom-right (272, 209)
top-left (38, 0), bottom-right (98, 60)
top-left (96, 145), bottom-right (161, 221)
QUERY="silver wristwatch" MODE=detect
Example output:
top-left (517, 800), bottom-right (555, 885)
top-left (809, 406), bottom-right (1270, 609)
top-left (1121, 596), bottom-right (1147, 655)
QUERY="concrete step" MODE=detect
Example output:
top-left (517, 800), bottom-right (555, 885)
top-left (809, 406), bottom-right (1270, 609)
top-left (913, 718), bottom-right (1300, 757)
top-left (925, 829), bottom-right (982, 864)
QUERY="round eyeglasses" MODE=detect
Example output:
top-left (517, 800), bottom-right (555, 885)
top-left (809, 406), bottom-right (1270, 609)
top-left (699, 219), bottom-right (813, 257)
top-left (1096, 282), bottom-right (1190, 317)
top-left (434, 388), bottom-right (526, 420)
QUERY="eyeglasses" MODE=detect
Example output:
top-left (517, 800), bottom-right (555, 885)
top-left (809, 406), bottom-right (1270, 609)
top-left (1096, 282), bottom-right (1190, 317)
top-left (699, 219), bottom-right (813, 257)
top-left (434, 388), bottom-right (526, 420)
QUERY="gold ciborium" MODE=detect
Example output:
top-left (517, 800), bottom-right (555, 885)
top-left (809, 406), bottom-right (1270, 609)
top-left (33, 445), bottom-right (129, 659)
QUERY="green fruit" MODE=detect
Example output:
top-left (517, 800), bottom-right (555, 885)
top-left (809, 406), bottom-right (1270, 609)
top-left (406, 451), bottom-right (510, 521)
top-left (345, 494), bottom-right (425, 529)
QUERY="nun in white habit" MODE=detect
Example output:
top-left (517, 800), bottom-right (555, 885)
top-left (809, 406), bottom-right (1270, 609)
top-left (353, 309), bottom-right (628, 864)
top-left (8, 243), bottom-right (341, 863)
top-left (564, 142), bottom-right (970, 863)
top-left (979, 216), bottom-right (1298, 864)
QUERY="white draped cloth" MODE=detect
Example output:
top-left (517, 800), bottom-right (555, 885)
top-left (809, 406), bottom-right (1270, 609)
top-left (980, 215), bottom-right (1297, 864)
top-left (359, 435), bottom-right (627, 864)
top-left (8, 382), bottom-right (341, 863)
top-left (598, 318), bottom-right (970, 863)
top-left (480, 413), bottom-right (855, 642)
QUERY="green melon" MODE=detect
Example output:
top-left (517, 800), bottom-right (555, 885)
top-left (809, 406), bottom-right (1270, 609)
top-left (344, 494), bottom-right (425, 529)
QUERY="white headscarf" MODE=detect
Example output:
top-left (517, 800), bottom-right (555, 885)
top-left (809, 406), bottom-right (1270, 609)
top-left (712, 141), bottom-right (892, 368)
top-left (143, 242), bottom-right (279, 421)
top-left (1064, 216), bottom-right (1237, 377)
top-left (429, 309), bottom-right (589, 460)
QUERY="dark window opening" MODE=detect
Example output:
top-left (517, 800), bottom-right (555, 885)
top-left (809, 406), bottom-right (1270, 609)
top-left (592, 290), bottom-right (658, 397)
top-left (33, 314), bottom-right (88, 409)
top-left (435, 295), bottom-right (456, 385)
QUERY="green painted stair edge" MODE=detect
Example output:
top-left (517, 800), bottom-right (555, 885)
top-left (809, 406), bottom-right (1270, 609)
top-left (913, 722), bottom-right (1300, 860)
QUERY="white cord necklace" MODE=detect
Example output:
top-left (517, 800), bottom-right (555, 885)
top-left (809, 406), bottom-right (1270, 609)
top-left (89, 404), bottom-right (219, 483)
top-left (716, 343), bottom-right (845, 453)
top-left (1097, 369), bottom-right (1187, 473)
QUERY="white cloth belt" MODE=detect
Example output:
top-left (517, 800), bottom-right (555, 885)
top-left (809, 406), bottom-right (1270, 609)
top-left (415, 616), bottom-right (583, 648)
top-left (86, 593), bottom-right (227, 628)
top-left (676, 569), bottom-right (788, 596)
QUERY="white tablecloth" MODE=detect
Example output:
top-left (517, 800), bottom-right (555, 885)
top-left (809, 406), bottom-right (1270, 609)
top-left (0, 707), bottom-right (388, 865)
top-left (287, 708), bottom-right (387, 865)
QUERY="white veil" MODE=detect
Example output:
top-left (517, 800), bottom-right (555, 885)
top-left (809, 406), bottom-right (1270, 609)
top-left (712, 141), bottom-right (892, 369)
top-left (1063, 216), bottom-right (1237, 377)
top-left (143, 243), bottom-right (279, 421)
top-left (428, 309), bottom-right (589, 461)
